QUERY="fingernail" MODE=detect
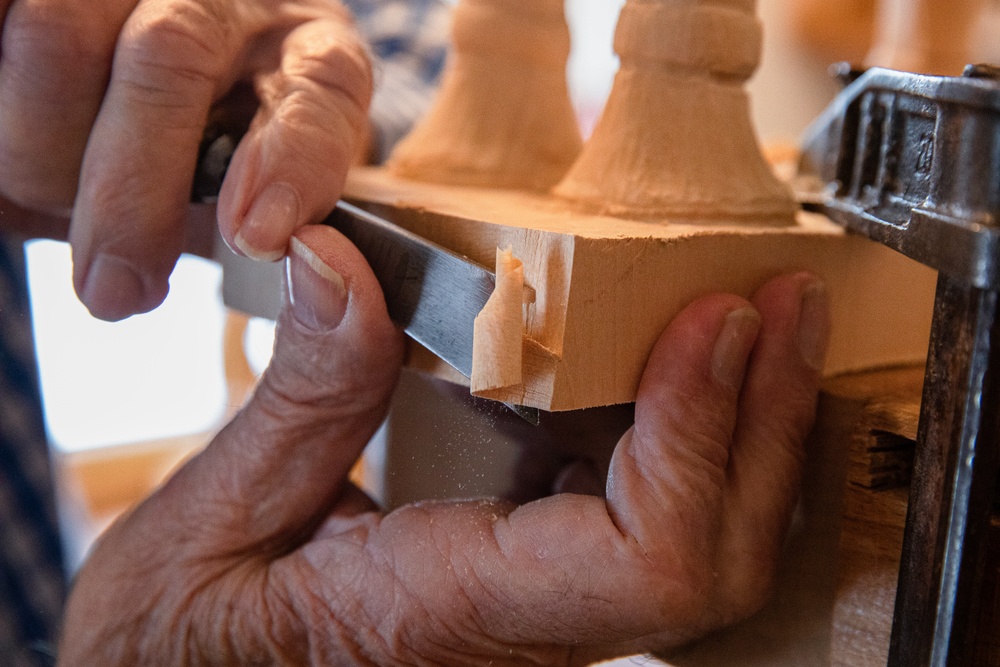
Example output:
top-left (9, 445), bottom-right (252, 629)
top-left (80, 253), bottom-right (146, 322)
top-left (799, 280), bottom-right (831, 372)
top-left (711, 307), bottom-right (762, 391)
top-left (287, 237), bottom-right (348, 330)
top-left (235, 182), bottom-right (300, 261)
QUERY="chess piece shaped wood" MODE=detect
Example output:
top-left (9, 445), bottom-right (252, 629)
top-left (386, 0), bottom-right (582, 191)
top-left (554, 0), bottom-right (796, 225)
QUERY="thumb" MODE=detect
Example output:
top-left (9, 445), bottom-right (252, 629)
top-left (162, 223), bottom-right (403, 555)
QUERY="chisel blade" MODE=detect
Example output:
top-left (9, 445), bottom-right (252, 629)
top-left (327, 201), bottom-right (539, 425)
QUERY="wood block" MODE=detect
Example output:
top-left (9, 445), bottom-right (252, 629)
top-left (821, 368), bottom-right (923, 667)
top-left (845, 398), bottom-right (918, 490)
top-left (831, 467), bottom-right (909, 666)
top-left (827, 368), bottom-right (1000, 666)
top-left (345, 166), bottom-right (938, 412)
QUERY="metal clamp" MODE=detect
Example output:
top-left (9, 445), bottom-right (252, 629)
top-left (799, 65), bottom-right (1000, 667)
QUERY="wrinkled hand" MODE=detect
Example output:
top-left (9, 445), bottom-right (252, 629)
top-left (59, 224), bottom-right (830, 665)
top-left (0, 0), bottom-right (370, 320)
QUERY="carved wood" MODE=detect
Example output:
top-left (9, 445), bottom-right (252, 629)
top-left (355, 0), bottom-right (939, 412)
top-left (386, 0), bottom-right (581, 190)
top-left (553, 0), bottom-right (796, 224)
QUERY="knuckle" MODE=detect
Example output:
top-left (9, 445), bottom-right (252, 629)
top-left (261, 311), bottom-right (401, 416)
top-left (117, 1), bottom-right (234, 100)
top-left (285, 23), bottom-right (373, 108)
top-left (0, 2), bottom-right (113, 211)
top-left (633, 542), bottom-right (768, 646)
top-left (754, 393), bottom-right (817, 460)
top-left (183, 570), bottom-right (302, 664)
top-left (733, 564), bottom-right (778, 617)
top-left (252, 357), bottom-right (388, 435)
top-left (709, 556), bottom-right (778, 631)
top-left (266, 93), bottom-right (361, 177)
top-left (643, 392), bottom-right (733, 469)
top-left (4, 2), bottom-right (109, 71)
top-left (364, 508), bottom-right (493, 664)
top-left (2, 2), bottom-right (113, 123)
top-left (634, 557), bottom-right (716, 640)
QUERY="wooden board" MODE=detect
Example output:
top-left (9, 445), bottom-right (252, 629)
top-left (345, 166), bottom-right (938, 412)
top-left (827, 368), bottom-right (1000, 666)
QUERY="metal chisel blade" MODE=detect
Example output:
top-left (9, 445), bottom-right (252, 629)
top-left (191, 130), bottom-right (539, 423)
top-left (327, 201), bottom-right (492, 378)
top-left (327, 201), bottom-right (540, 425)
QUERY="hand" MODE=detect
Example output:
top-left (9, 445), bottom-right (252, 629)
top-left (0, 0), bottom-right (371, 320)
top-left (58, 225), bottom-right (830, 665)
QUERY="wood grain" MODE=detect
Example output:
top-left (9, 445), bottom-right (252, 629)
top-left (554, 0), bottom-right (796, 224)
top-left (829, 368), bottom-right (1000, 666)
top-left (386, 0), bottom-right (581, 191)
top-left (345, 167), bottom-right (937, 411)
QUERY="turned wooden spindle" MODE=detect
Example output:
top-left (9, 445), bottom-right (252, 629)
top-left (553, 0), bottom-right (796, 225)
top-left (865, 0), bottom-right (986, 76)
top-left (386, 0), bottom-right (582, 191)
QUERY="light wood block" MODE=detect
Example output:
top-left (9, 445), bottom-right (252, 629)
top-left (345, 166), bottom-right (938, 412)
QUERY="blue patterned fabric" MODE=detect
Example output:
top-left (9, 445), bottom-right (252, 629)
top-left (350, 0), bottom-right (451, 160)
top-left (0, 236), bottom-right (66, 666)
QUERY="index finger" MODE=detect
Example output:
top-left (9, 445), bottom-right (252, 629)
top-left (69, 0), bottom-right (243, 320)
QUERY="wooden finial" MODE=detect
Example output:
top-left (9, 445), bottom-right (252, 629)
top-left (553, 0), bottom-right (796, 225)
top-left (386, 0), bottom-right (582, 191)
